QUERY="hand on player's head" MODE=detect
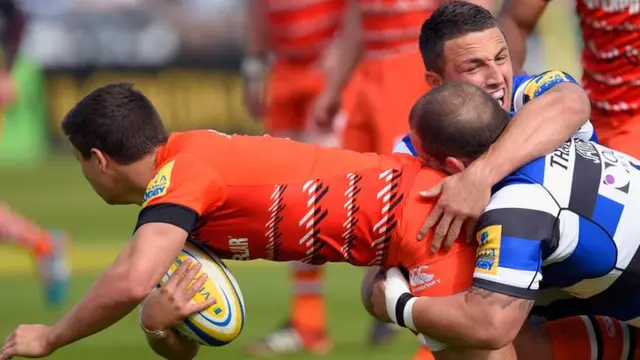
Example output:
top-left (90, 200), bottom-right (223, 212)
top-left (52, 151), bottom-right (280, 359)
top-left (140, 259), bottom-right (216, 332)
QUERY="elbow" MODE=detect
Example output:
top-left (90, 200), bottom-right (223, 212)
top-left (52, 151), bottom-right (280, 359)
top-left (474, 317), bottom-right (519, 350)
top-left (558, 84), bottom-right (591, 125)
top-left (117, 264), bottom-right (157, 302)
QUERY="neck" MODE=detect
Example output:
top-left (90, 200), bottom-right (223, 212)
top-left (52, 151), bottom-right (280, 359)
top-left (118, 152), bottom-right (158, 205)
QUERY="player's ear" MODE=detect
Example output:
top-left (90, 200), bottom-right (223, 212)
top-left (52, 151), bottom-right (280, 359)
top-left (443, 157), bottom-right (465, 174)
top-left (425, 71), bottom-right (443, 88)
top-left (90, 148), bottom-right (108, 172)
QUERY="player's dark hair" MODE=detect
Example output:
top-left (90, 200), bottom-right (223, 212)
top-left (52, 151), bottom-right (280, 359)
top-left (420, 1), bottom-right (500, 74)
top-left (409, 81), bottom-right (509, 162)
top-left (61, 82), bottom-right (169, 165)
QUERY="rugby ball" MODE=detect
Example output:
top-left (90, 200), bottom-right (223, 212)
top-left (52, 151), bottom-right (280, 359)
top-left (158, 240), bottom-right (246, 346)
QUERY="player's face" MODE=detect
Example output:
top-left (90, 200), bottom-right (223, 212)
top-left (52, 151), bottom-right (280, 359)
top-left (433, 27), bottom-right (513, 111)
top-left (72, 148), bottom-right (123, 205)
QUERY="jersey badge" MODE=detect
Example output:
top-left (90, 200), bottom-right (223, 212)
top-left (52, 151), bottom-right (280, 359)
top-left (475, 225), bottom-right (502, 275)
top-left (142, 160), bottom-right (175, 206)
top-left (523, 70), bottom-right (572, 102)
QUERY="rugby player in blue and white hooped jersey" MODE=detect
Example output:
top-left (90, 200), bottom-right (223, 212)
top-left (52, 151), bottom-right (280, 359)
top-left (373, 82), bottom-right (640, 360)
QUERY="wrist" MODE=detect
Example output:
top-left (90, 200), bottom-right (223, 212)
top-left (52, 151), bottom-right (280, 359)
top-left (469, 151), bottom-right (503, 187)
top-left (392, 293), bottom-right (418, 332)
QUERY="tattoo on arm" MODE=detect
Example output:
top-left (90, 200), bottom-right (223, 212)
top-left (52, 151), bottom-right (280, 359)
top-left (467, 286), bottom-right (534, 312)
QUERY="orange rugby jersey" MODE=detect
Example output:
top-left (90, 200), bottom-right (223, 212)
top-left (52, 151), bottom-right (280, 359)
top-left (577, 0), bottom-right (640, 112)
top-left (135, 130), bottom-right (434, 267)
top-left (359, 0), bottom-right (437, 58)
top-left (266, 0), bottom-right (346, 58)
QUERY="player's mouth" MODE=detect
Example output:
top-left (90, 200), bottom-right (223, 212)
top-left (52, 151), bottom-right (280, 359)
top-left (489, 88), bottom-right (506, 109)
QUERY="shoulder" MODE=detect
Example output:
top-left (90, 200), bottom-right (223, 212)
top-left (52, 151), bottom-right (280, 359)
top-left (512, 70), bottom-right (580, 112)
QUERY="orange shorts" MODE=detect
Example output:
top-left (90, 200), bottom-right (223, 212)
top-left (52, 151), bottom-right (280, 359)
top-left (266, 58), bottom-right (356, 135)
top-left (341, 51), bottom-right (430, 155)
top-left (389, 168), bottom-right (476, 297)
top-left (591, 107), bottom-right (640, 158)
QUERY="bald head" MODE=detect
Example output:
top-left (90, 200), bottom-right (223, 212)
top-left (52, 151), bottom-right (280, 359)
top-left (409, 81), bottom-right (510, 162)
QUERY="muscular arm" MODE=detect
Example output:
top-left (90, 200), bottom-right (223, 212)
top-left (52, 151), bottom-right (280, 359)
top-left (319, 0), bottom-right (363, 99)
top-left (45, 223), bottom-right (187, 350)
top-left (473, 81), bottom-right (590, 186)
top-left (498, 0), bottom-right (548, 74)
top-left (410, 288), bottom-right (534, 349)
top-left (145, 331), bottom-right (199, 360)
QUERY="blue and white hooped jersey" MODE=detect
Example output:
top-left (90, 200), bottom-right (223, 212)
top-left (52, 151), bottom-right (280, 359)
top-left (392, 70), bottom-right (597, 156)
top-left (474, 138), bottom-right (640, 324)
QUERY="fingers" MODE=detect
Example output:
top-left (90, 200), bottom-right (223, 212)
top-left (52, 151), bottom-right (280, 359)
top-left (417, 204), bottom-right (443, 241)
top-left (165, 259), bottom-right (192, 290)
top-left (0, 344), bottom-right (14, 360)
top-left (184, 272), bottom-right (208, 301)
top-left (192, 297), bottom-right (217, 314)
top-left (431, 212), bottom-right (453, 253)
top-left (176, 262), bottom-right (202, 295)
top-left (444, 217), bottom-right (465, 250)
top-left (418, 181), bottom-right (443, 199)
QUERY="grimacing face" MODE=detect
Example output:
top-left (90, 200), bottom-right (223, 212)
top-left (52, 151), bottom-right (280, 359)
top-left (433, 27), bottom-right (514, 111)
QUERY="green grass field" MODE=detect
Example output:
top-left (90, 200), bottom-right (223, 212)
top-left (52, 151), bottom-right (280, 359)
top-left (0, 156), bottom-right (418, 359)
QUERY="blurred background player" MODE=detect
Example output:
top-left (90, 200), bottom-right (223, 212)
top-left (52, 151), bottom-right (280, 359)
top-left (499, 0), bottom-right (640, 157)
top-left (248, 1), bottom-right (494, 359)
top-left (0, 0), bottom-right (69, 306)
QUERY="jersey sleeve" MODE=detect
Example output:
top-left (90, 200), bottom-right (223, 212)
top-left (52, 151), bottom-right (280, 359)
top-left (135, 156), bottom-right (225, 233)
top-left (512, 70), bottom-right (597, 143)
top-left (472, 178), bottom-right (560, 299)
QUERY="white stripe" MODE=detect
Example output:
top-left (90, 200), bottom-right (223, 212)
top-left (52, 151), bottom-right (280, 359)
top-left (574, 121), bottom-right (595, 142)
top-left (512, 77), bottom-right (533, 111)
top-left (543, 140), bottom-right (575, 208)
top-left (579, 315), bottom-right (598, 360)
top-left (621, 321), bottom-right (630, 360)
top-left (485, 183), bottom-right (559, 216)
top-left (392, 140), bottom-right (411, 154)
top-left (474, 267), bottom-right (542, 290)
top-left (545, 211), bottom-right (579, 265)
top-left (612, 170), bottom-right (640, 270)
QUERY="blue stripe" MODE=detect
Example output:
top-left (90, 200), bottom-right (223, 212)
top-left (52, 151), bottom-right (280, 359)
top-left (516, 156), bottom-right (546, 185)
top-left (542, 217), bottom-right (616, 288)
top-left (498, 236), bottom-right (542, 272)
top-left (592, 195), bottom-right (624, 237)
top-left (589, 131), bottom-right (599, 143)
top-left (401, 134), bottom-right (418, 156)
top-left (184, 319), bottom-right (230, 346)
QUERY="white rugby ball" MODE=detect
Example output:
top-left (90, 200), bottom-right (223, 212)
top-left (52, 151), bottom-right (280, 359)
top-left (158, 240), bottom-right (246, 346)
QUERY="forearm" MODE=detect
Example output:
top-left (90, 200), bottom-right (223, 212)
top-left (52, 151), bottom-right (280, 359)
top-left (321, 0), bottom-right (362, 96)
top-left (146, 331), bottom-right (200, 360)
top-left (475, 84), bottom-right (590, 185)
top-left (48, 263), bottom-right (150, 349)
top-left (411, 296), bottom-right (495, 349)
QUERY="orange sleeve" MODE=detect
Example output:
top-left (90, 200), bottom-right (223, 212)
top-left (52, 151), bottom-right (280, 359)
top-left (135, 155), bottom-right (225, 233)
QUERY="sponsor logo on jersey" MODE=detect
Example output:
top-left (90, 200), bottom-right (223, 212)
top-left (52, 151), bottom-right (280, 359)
top-left (524, 70), bottom-right (573, 102)
top-left (408, 265), bottom-right (441, 292)
top-left (142, 160), bottom-right (175, 206)
top-left (475, 225), bottom-right (502, 275)
top-left (229, 237), bottom-right (250, 261)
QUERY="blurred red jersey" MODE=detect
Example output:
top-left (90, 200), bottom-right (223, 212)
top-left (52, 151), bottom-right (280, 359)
top-left (135, 130), bottom-right (447, 267)
top-left (359, 0), bottom-right (437, 59)
top-left (577, 0), bottom-right (640, 113)
top-left (266, 0), bottom-right (345, 58)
